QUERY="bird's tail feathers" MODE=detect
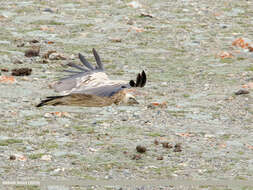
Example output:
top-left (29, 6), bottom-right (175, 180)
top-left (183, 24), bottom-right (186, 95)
top-left (36, 95), bottom-right (66, 107)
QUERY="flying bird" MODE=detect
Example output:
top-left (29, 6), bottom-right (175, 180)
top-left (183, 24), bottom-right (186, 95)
top-left (37, 48), bottom-right (146, 107)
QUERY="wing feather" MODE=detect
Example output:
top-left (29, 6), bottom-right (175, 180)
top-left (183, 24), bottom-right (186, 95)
top-left (140, 70), bottom-right (146, 87)
top-left (51, 49), bottom-right (146, 99)
top-left (92, 48), bottom-right (103, 70)
top-left (135, 73), bottom-right (141, 87)
top-left (66, 62), bottom-right (89, 72)
top-left (78, 53), bottom-right (94, 70)
top-left (52, 71), bottom-right (109, 95)
top-left (63, 70), bottom-right (83, 74)
top-left (52, 49), bottom-right (106, 94)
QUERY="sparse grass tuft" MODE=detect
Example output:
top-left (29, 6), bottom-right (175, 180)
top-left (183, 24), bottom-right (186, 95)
top-left (0, 139), bottom-right (23, 146)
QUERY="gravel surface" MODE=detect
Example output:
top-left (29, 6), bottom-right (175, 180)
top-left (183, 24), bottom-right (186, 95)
top-left (0, 0), bottom-right (253, 189)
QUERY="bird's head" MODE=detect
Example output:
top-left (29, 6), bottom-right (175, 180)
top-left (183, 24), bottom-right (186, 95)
top-left (123, 93), bottom-right (139, 105)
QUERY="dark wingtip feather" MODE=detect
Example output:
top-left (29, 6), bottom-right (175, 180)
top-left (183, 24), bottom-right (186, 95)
top-left (135, 73), bottom-right (141, 87)
top-left (140, 70), bottom-right (146, 87)
top-left (67, 62), bottom-right (88, 72)
top-left (92, 48), bottom-right (104, 70)
top-left (78, 53), bottom-right (94, 70)
top-left (129, 80), bottom-right (136, 87)
top-left (129, 70), bottom-right (147, 88)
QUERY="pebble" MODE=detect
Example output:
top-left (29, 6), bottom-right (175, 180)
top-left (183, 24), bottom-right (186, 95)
top-left (25, 46), bottom-right (40, 57)
top-left (9, 155), bottom-right (16, 160)
top-left (204, 134), bottom-right (215, 138)
top-left (132, 154), bottom-right (142, 160)
top-left (235, 89), bottom-right (249, 95)
top-left (154, 139), bottom-right (159, 145)
top-left (136, 145), bottom-right (147, 153)
top-left (11, 68), bottom-right (32, 76)
top-left (161, 142), bottom-right (173, 149)
top-left (173, 143), bottom-right (182, 152)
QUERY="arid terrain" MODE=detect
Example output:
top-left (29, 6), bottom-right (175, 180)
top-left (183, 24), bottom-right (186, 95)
top-left (0, 0), bottom-right (253, 189)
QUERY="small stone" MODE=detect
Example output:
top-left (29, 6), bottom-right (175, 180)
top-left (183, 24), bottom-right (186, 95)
top-left (42, 50), bottom-right (57, 59)
top-left (0, 76), bottom-right (16, 83)
top-left (136, 145), bottom-right (147, 153)
top-left (14, 154), bottom-right (27, 161)
top-left (1, 68), bottom-right (9, 72)
top-left (49, 53), bottom-right (66, 60)
top-left (140, 12), bottom-right (153, 18)
top-left (43, 8), bottom-right (54, 13)
top-left (161, 82), bottom-right (168, 86)
top-left (29, 39), bottom-right (39, 43)
top-left (110, 38), bottom-right (122, 43)
top-left (41, 59), bottom-right (49, 64)
top-left (204, 134), bottom-right (215, 138)
top-left (127, 1), bottom-right (142, 8)
top-left (17, 43), bottom-right (25, 47)
top-left (132, 113), bottom-right (140, 119)
top-left (174, 143), bottom-right (182, 152)
top-left (157, 156), bottom-right (163, 160)
top-left (25, 46), bottom-right (40, 57)
top-left (11, 68), bottom-right (32, 76)
top-left (161, 142), bottom-right (173, 149)
top-left (131, 154), bottom-right (141, 160)
top-left (69, 54), bottom-right (75, 60)
top-left (41, 155), bottom-right (52, 161)
top-left (126, 19), bottom-right (134, 25)
top-left (26, 146), bottom-right (34, 151)
top-left (89, 147), bottom-right (98, 152)
top-left (147, 102), bottom-right (167, 109)
top-left (44, 113), bottom-right (52, 118)
top-left (144, 120), bottom-right (151, 124)
top-left (235, 89), bottom-right (249, 95)
top-left (13, 60), bottom-right (23, 64)
top-left (154, 139), bottom-right (159, 145)
top-left (9, 155), bottom-right (16, 160)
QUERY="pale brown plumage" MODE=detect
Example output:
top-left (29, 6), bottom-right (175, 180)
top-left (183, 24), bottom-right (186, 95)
top-left (37, 49), bottom-right (146, 107)
top-left (39, 90), bottom-right (128, 107)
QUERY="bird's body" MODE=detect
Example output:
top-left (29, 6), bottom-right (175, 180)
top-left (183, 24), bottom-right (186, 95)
top-left (37, 49), bottom-right (146, 107)
top-left (38, 90), bottom-right (130, 107)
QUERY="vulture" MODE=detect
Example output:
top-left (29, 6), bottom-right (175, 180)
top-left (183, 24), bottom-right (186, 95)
top-left (37, 49), bottom-right (146, 107)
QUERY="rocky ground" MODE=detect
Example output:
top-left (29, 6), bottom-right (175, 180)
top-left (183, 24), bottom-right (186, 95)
top-left (0, 0), bottom-right (253, 189)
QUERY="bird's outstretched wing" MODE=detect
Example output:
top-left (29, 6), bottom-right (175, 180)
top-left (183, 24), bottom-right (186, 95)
top-left (51, 48), bottom-right (105, 94)
top-left (51, 49), bottom-right (146, 97)
top-left (70, 70), bottom-right (146, 97)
